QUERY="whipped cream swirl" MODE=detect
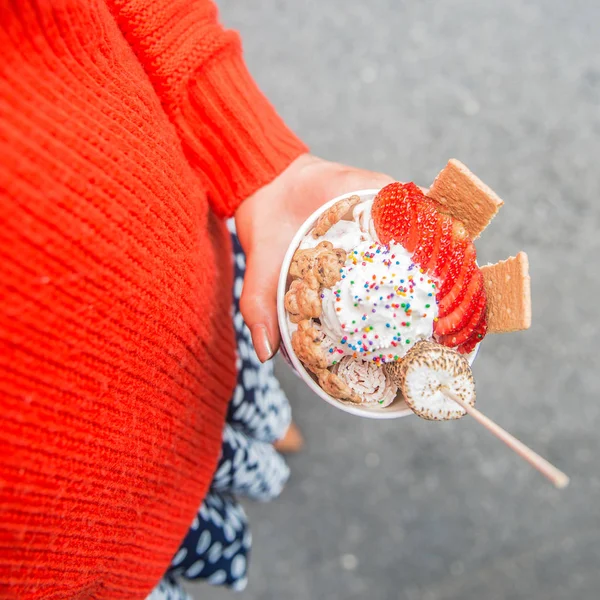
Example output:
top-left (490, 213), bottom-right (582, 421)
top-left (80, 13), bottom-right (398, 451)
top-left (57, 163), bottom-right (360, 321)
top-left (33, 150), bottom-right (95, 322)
top-left (319, 239), bottom-right (438, 364)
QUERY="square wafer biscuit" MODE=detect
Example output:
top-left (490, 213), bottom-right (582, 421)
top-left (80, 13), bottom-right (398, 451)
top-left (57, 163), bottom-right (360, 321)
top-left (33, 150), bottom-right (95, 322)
top-left (481, 252), bottom-right (531, 333)
top-left (428, 159), bottom-right (504, 239)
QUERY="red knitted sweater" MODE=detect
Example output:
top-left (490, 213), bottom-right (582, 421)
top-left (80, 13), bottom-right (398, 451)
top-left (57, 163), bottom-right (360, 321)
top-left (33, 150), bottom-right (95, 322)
top-left (0, 1), bottom-right (307, 598)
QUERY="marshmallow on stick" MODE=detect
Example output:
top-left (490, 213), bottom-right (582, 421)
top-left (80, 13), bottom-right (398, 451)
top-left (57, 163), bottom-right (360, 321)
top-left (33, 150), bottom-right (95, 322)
top-left (386, 341), bottom-right (569, 488)
top-left (386, 341), bottom-right (475, 420)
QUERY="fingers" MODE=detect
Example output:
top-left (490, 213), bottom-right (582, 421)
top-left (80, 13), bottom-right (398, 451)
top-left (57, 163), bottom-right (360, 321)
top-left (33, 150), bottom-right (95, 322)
top-left (341, 168), bottom-right (395, 191)
top-left (238, 165), bottom-right (395, 363)
top-left (239, 248), bottom-right (280, 362)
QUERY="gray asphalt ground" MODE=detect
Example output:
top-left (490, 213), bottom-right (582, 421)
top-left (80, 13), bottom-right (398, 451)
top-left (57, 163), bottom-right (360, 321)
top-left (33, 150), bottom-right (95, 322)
top-left (189, 1), bottom-right (600, 599)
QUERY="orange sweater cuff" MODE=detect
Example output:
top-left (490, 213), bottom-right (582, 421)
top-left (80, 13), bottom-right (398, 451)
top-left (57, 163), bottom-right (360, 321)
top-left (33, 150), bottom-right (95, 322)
top-left (176, 42), bottom-right (308, 218)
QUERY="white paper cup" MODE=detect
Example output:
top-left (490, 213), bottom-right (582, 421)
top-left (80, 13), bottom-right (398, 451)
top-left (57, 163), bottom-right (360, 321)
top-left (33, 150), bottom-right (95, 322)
top-left (276, 189), bottom-right (479, 419)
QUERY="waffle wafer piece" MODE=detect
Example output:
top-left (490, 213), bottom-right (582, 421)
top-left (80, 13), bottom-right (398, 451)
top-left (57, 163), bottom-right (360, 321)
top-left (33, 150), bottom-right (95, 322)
top-left (427, 159), bottom-right (504, 239)
top-left (481, 252), bottom-right (531, 333)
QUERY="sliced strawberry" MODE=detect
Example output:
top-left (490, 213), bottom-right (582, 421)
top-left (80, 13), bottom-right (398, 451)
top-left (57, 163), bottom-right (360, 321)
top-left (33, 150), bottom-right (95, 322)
top-left (423, 214), bottom-right (443, 272)
top-left (439, 267), bottom-right (482, 319)
top-left (457, 312), bottom-right (488, 354)
top-left (372, 182), bottom-right (416, 246)
top-left (434, 266), bottom-right (484, 337)
top-left (436, 289), bottom-right (486, 346)
top-left (428, 214), bottom-right (454, 276)
top-left (412, 202), bottom-right (439, 268)
top-left (438, 245), bottom-right (477, 316)
top-left (435, 221), bottom-right (467, 281)
top-left (437, 237), bottom-right (469, 293)
top-left (404, 196), bottom-right (421, 253)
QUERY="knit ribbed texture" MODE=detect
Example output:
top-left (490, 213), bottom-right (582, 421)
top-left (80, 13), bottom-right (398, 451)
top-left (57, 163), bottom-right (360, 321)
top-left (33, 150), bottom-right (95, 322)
top-left (181, 49), bottom-right (309, 216)
top-left (108, 0), bottom-right (309, 216)
top-left (0, 1), bottom-right (305, 598)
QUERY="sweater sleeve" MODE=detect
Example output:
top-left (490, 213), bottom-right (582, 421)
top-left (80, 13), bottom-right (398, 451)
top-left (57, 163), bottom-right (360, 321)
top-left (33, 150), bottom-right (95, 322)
top-left (108, 0), bottom-right (308, 217)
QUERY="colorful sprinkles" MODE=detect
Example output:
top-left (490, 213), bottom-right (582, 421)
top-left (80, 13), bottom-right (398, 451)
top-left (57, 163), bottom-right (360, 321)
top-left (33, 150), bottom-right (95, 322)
top-left (324, 242), bottom-right (438, 365)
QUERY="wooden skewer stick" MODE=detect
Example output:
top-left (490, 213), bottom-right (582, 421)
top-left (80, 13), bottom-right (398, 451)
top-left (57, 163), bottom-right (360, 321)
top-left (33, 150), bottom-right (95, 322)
top-left (443, 388), bottom-right (570, 489)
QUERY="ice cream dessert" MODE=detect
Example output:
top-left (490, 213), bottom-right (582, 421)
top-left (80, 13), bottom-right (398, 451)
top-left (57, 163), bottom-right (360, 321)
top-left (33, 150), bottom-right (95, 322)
top-left (280, 167), bottom-right (570, 487)
top-left (283, 160), bottom-right (532, 412)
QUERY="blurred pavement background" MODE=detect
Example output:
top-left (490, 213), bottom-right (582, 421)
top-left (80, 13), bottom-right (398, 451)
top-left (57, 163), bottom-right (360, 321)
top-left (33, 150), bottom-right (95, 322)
top-left (190, 1), bottom-right (600, 598)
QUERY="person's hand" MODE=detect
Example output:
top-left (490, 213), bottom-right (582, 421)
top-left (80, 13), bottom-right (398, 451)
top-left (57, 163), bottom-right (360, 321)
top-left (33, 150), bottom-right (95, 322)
top-left (234, 154), bottom-right (394, 362)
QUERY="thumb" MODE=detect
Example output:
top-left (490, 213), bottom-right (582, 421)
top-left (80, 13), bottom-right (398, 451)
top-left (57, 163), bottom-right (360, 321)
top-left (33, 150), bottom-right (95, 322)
top-left (340, 168), bottom-right (395, 192)
top-left (239, 246), bottom-right (280, 363)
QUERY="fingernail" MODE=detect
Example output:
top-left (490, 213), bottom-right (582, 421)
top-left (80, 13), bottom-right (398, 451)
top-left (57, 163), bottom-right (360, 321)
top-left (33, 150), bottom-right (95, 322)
top-left (251, 324), bottom-right (274, 362)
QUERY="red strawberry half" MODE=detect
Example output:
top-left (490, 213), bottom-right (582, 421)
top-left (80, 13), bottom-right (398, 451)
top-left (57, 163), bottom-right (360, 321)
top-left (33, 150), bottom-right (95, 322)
top-left (457, 312), bottom-right (488, 354)
top-left (411, 203), bottom-right (439, 267)
top-left (436, 222), bottom-right (469, 282)
top-left (438, 245), bottom-right (478, 316)
top-left (438, 241), bottom-right (474, 298)
top-left (372, 182), bottom-right (419, 247)
top-left (426, 214), bottom-right (453, 275)
top-left (436, 285), bottom-right (486, 345)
